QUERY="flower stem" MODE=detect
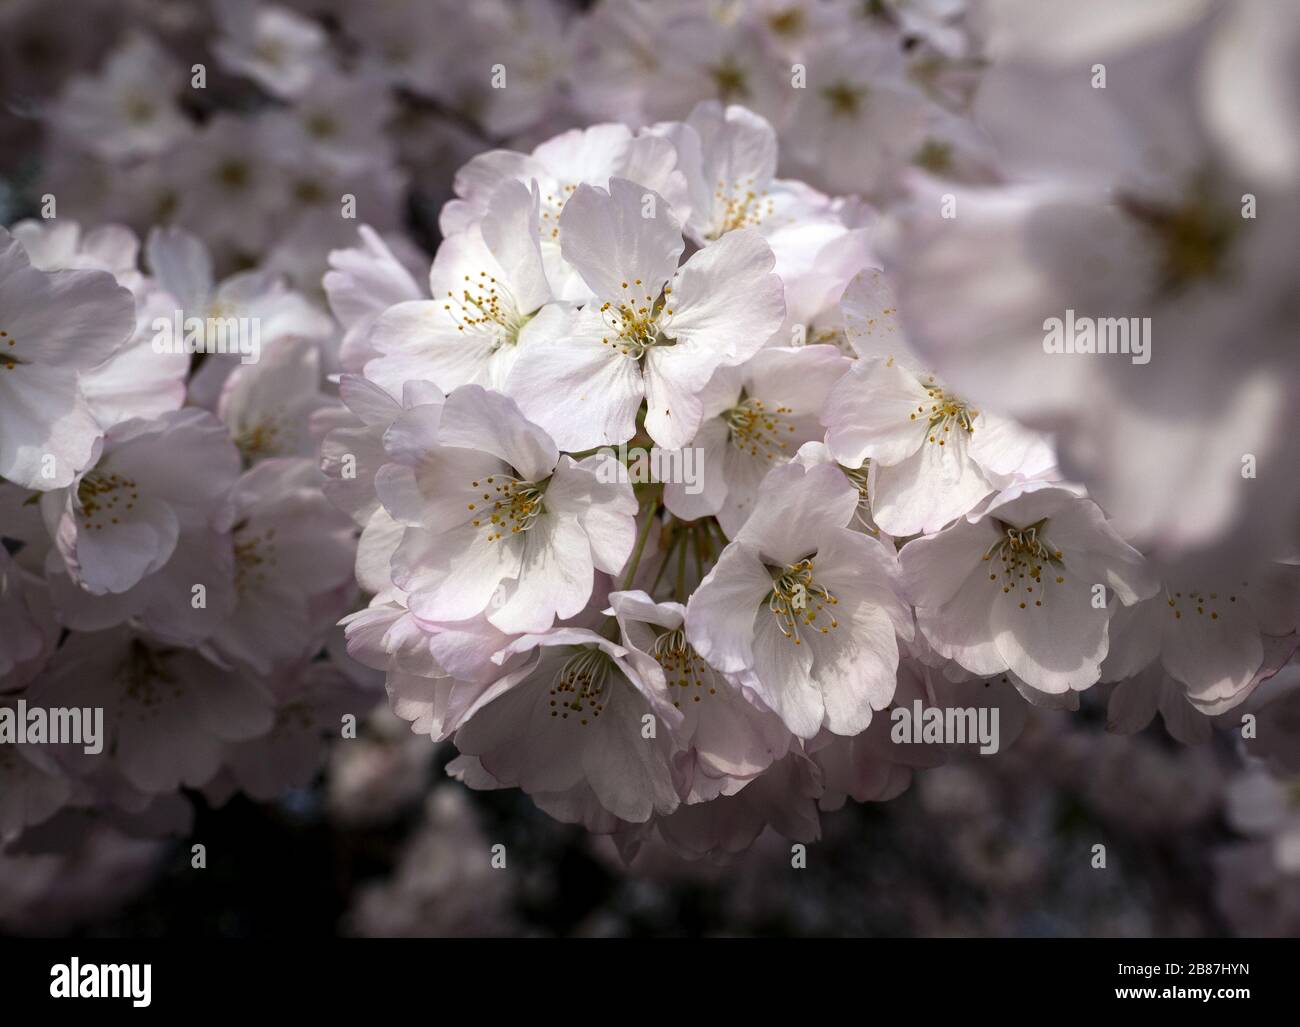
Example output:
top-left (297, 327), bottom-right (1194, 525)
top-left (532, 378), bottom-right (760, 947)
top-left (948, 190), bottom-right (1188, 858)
top-left (621, 494), bottom-right (661, 591)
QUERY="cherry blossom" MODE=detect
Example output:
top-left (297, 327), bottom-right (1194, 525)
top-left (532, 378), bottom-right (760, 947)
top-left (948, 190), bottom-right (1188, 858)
top-left (506, 177), bottom-right (786, 450)
top-left (687, 461), bottom-right (912, 738)
top-left (900, 483), bottom-right (1158, 695)
top-left (376, 384), bottom-right (637, 633)
top-left (0, 228), bottom-right (135, 490)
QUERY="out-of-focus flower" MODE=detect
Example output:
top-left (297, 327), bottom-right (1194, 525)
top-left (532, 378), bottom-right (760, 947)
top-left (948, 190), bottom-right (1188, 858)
top-left (0, 229), bottom-right (135, 490)
top-left (48, 32), bottom-right (190, 160)
top-left (1226, 767), bottom-right (1300, 874)
top-left (883, 1), bottom-right (1300, 571)
top-left (205, 456), bottom-right (357, 675)
top-left (1102, 563), bottom-right (1300, 715)
top-left (27, 627), bottom-right (273, 795)
top-left (41, 408), bottom-right (238, 598)
top-left (212, 0), bottom-right (332, 100)
top-left (345, 785), bottom-right (516, 937)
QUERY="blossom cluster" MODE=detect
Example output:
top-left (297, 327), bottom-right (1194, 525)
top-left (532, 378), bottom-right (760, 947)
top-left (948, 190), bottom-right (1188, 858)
top-left (0, 214), bottom-right (374, 844)
top-left (327, 85), bottom-right (1299, 859)
top-left (1, 0), bottom-right (1298, 925)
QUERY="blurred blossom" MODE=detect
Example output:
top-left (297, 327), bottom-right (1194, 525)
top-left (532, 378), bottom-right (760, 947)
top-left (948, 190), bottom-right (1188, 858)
top-left (345, 785), bottom-right (518, 937)
top-left (326, 707), bottom-right (436, 828)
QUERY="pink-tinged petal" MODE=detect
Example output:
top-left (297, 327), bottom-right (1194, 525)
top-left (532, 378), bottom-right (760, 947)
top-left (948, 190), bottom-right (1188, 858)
top-left (1161, 596), bottom-right (1263, 705)
top-left (749, 613), bottom-right (822, 738)
top-left (810, 594), bottom-right (901, 737)
top-left (871, 429), bottom-right (994, 536)
top-left (744, 344), bottom-right (851, 413)
top-left (436, 385), bottom-right (557, 483)
top-left (533, 123), bottom-right (632, 187)
top-left (375, 444), bottom-right (506, 532)
top-left (1106, 668), bottom-right (1161, 734)
top-left (665, 228), bottom-right (785, 363)
top-left (1194, 634), bottom-right (1298, 717)
top-left (366, 299), bottom-right (499, 395)
top-left (425, 617), bottom-right (517, 683)
top-left (505, 307), bottom-right (645, 451)
top-left (324, 225), bottom-right (422, 331)
top-left (1035, 492), bottom-right (1159, 605)
top-left (641, 341), bottom-right (718, 450)
top-left (824, 358), bottom-right (929, 469)
top-left (816, 527), bottom-right (912, 640)
top-left (914, 571), bottom-right (1006, 678)
top-left (454, 671), bottom-right (588, 795)
top-left (340, 602), bottom-right (407, 672)
top-left (0, 251), bottom-right (132, 368)
top-left (0, 365), bottom-right (101, 489)
top-left (145, 225), bottom-right (213, 314)
top-left (377, 400), bottom-right (444, 468)
top-left (106, 408), bottom-right (241, 523)
top-left (81, 287), bottom-right (188, 429)
top-left (1250, 564), bottom-right (1300, 637)
top-left (735, 461), bottom-right (858, 567)
top-left (444, 149), bottom-right (549, 234)
top-left (581, 688), bottom-right (680, 821)
top-left (665, 417), bottom-right (730, 522)
top-left (691, 101), bottom-right (778, 204)
top-left (57, 494), bottom-right (178, 595)
top-left (899, 517), bottom-right (991, 608)
top-left (991, 572), bottom-right (1108, 693)
top-left (218, 337), bottom-right (328, 461)
top-left (1157, 676), bottom-right (1212, 745)
top-left (1100, 593), bottom-right (1164, 681)
top-left (355, 508), bottom-right (402, 595)
top-left (490, 511), bottom-right (595, 634)
top-left (399, 522), bottom-right (519, 624)
top-left (480, 180), bottom-right (552, 314)
top-left (551, 454), bottom-right (638, 575)
top-left (559, 178), bottom-right (683, 301)
top-left (608, 590), bottom-right (685, 630)
top-left (967, 410), bottom-right (1057, 480)
top-left (685, 541), bottom-right (770, 674)
top-left (840, 266), bottom-right (916, 364)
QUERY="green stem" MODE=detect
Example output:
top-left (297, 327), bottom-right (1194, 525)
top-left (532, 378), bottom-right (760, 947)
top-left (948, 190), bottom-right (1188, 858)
top-left (695, 518), bottom-right (714, 580)
top-left (621, 496), bottom-right (661, 591)
top-left (649, 519), bottom-right (679, 595)
top-left (709, 516), bottom-right (731, 551)
top-left (599, 617), bottom-right (622, 643)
